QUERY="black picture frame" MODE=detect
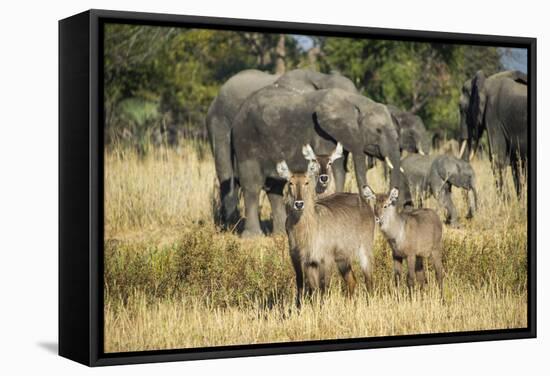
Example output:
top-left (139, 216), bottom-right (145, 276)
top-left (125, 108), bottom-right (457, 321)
top-left (59, 9), bottom-right (537, 367)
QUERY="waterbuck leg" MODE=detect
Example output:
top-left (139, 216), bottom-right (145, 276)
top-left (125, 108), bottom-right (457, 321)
top-left (406, 255), bottom-right (416, 297)
top-left (290, 250), bottom-right (304, 309)
top-left (318, 260), bottom-right (328, 297)
top-left (336, 260), bottom-right (357, 297)
top-left (357, 247), bottom-right (374, 294)
top-left (304, 263), bottom-right (320, 301)
top-left (393, 256), bottom-right (403, 290)
top-left (415, 256), bottom-right (427, 290)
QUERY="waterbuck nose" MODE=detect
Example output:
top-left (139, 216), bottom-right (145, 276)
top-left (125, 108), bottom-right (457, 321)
top-left (294, 201), bottom-right (304, 210)
top-left (319, 174), bottom-right (329, 184)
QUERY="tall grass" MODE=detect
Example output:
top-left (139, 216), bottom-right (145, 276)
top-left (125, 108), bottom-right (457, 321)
top-left (104, 141), bottom-right (528, 353)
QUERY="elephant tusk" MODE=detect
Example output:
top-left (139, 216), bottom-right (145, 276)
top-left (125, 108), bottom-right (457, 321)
top-left (385, 156), bottom-right (394, 170)
top-left (459, 140), bottom-right (467, 158)
top-left (417, 142), bottom-right (425, 155)
top-left (469, 149), bottom-right (476, 161)
top-left (400, 167), bottom-right (405, 173)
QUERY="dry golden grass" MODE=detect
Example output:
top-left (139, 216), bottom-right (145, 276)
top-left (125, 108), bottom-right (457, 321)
top-left (104, 141), bottom-right (528, 353)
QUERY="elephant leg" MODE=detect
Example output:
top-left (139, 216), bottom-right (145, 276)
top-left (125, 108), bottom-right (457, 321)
top-left (267, 190), bottom-right (286, 235)
top-left (242, 186), bottom-right (263, 237)
top-left (212, 129), bottom-right (240, 228)
top-left (238, 159), bottom-right (265, 237)
top-left (332, 153), bottom-right (347, 192)
top-left (492, 161), bottom-right (507, 198)
top-left (487, 127), bottom-right (510, 197)
top-left (466, 185), bottom-right (478, 219)
top-left (399, 171), bottom-right (413, 208)
top-left (511, 153), bottom-right (526, 198)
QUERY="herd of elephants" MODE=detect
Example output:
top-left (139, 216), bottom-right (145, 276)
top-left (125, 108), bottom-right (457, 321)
top-left (206, 68), bottom-right (528, 237)
top-left (204, 68), bottom-right (527, 301)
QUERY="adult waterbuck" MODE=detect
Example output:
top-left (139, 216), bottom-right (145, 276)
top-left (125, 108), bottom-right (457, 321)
top-left (363, 186), bottom-right (444, 298)
top-left (277, 153), bottom-right (375, 308)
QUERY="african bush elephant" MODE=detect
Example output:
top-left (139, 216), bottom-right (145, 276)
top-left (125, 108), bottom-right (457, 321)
top-left (206, 70), bottom-right (280, 226)
top-left (401, 154), bottom-right (477, 227)
top-left (387, 105), bottom-right (430, 155)
top-left (206, 69), bottom-right (357, 228)
top-left (232, 87), bottom-right (403, 237)
top-left (458, 70), bottom-right (528, 195)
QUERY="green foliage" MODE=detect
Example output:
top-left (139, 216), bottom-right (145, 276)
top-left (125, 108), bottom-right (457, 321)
top-left (104, 23), bottom-right (505, 148)
top-left (104, 24), bottom-right (301, 150)
top-left (320, 38), bottom-right (502, 135)
top-left (104, 227), bottom-right (294, 308)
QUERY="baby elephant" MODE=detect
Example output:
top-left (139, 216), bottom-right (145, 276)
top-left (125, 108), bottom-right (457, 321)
top-left (401, 154), bottom-right (477, 227)
top-left (363, 186), bottom-right (444, 297)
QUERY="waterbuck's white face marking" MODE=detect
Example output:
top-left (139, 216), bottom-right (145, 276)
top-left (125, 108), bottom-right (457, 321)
top-left (362, 186), bottom-right (399, 224)
top-left (277, 160), bottom-right (313, 211)
top-left (302, 143), bottom-right (343, 191)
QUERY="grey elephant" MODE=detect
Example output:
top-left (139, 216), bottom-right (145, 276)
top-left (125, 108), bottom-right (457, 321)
top-left (458, 70), bottom-right (528, 195)
top-left (401, 154), bottom-right (477, 227)
top-left (206, 69), bottom-right (357, 228)
top-left (232, 87), bottom-right (403, 237)
top-left (368, 105), bottom-right (430, 181)
top-left (387, 105), bottom-right (430, 155)
top-left (206, 70), bottom-right (279, 226)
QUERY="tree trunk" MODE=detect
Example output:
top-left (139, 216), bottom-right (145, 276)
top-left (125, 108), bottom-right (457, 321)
top-left (275, 34), bottom-right (286, 74)
top-left (307, 46), bottom-right (321, 68)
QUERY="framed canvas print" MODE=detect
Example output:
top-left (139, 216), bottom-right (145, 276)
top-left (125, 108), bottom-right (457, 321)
top-left (59, 9), bottom-right (536, 366)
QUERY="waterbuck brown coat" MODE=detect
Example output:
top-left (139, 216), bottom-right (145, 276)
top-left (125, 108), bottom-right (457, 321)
top-left (277, 161), bottom-right (375, 307)
top-left (363, 186), bottom-right (444, 296)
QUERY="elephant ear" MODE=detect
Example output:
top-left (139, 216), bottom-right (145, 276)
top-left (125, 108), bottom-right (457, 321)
top-left (389, 111), bottom-right (402, 133)
top-left (313, 91), bottom-right (363, 154)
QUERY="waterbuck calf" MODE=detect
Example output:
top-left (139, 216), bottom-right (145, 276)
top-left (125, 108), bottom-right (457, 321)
top-left (363, 186), bottom-right (444, 297)
top-left (302, 142), bottom-right (344, 198)
top-left (277, 160), bottom-right (375, 307)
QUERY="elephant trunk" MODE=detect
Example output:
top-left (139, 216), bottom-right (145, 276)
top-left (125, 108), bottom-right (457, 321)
top-left (385, 150), bottom-right (412, 206)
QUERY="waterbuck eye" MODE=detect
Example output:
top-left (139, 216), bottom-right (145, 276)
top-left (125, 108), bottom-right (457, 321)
top-left (305, 181), bottom-right (309, 186)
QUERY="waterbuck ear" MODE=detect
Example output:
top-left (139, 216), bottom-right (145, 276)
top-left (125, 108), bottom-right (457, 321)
top-left (362, 185), bottom-right (376, 200)
top-left (389, 187), bottom-right (399, 203)
top-left (302, 144), bottom-right (317, 161)
top-left (329, 142), bottom-right (344, 163)
top-left (307, 160), bottom-right (319, 175)
top-left (276, 161), bottom-right (291, 180)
